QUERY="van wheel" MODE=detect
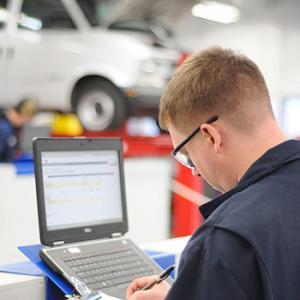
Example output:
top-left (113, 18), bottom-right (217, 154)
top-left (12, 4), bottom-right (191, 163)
top-left (73, 79), bottom-right (126, 131)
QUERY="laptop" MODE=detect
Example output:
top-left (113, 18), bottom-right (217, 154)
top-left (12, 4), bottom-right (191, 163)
top-left (33, 137), bottom-right (167, 298)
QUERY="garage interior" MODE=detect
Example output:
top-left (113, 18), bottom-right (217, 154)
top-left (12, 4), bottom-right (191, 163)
top-left (1, 0), bottom-right (300, 299)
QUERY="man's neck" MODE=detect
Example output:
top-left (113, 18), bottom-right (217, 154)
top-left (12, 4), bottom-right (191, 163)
top-left (216, 119), bottom-right (287, 193)
top-left (235, 122), bottom-right (287, 184)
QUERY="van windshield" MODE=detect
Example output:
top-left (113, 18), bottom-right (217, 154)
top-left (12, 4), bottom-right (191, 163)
top-left (76, 0), bottom-right (122, 27)
top-left (0, 0), bottom-right (8, 29)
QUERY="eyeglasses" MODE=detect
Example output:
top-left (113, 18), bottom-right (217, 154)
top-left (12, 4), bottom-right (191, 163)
top-left (171, 115), bottom-right (219, 169)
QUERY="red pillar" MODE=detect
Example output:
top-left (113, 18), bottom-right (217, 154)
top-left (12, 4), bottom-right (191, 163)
top-left (171, 162), bottom-right (204, 237)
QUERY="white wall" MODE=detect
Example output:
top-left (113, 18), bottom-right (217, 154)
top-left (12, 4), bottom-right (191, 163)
top-left (0, 158), bottom-right (172, 265)
top-left (173, 1), bottom-right (300, 134)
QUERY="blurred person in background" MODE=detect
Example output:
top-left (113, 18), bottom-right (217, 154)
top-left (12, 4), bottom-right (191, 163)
top-left (0, 98), bottom-right (37, 162)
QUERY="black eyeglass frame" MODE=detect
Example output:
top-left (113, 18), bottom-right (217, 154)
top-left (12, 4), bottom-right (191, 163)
top-left (171, 115), bottom-right (219, 168)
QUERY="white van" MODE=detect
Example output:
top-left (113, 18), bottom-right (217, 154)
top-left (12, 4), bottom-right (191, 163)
top-left (0, 0), bottom-right (180, 130)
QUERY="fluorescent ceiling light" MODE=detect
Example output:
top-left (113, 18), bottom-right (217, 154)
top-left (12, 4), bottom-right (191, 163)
top-left (192, 1), bottom-right (240, 24)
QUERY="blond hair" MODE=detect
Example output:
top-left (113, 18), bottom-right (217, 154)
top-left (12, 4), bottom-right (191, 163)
top-left (15, 98), bottom-right (38, 116)
top-left (159, 47), bottom-right (273, 133)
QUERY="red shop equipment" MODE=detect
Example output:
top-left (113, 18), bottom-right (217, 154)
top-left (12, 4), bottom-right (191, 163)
top-left (171, 162), bottom-right (204, 237)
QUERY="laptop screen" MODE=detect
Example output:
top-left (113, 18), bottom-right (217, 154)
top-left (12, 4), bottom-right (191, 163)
top-left (41, 150), bottom-right (123, 231)
top-left (34, 138), bottom-right (128, 246)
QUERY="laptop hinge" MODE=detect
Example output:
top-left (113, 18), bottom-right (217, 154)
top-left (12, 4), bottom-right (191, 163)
top-left (53, 241), bottom-right (65, 246)
top-left (111, 232), bottom-right (122, 238)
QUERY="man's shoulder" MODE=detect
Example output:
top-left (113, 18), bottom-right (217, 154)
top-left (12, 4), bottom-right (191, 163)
top-left (174, 223), bottom-right (266, 300)
top-left (187, 224), bottom-right (244, 250)
top-left (188, 185), bottom-right (275, 252)
top-left (183, 224), bottom-right (255, 278)
top-left (201, 167), bottom-right (300, 251)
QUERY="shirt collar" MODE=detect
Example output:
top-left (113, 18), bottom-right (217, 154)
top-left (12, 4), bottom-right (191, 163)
top-left (200, 140), bottom-right (300, 219)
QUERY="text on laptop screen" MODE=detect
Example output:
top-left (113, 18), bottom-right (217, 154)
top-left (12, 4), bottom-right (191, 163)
top-left (41, 150), bottom-right (123, 231)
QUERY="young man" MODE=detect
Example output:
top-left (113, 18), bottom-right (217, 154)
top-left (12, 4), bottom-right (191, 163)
top-left (0, 98), bottom-right (37, 161)
top-left (126, 47), bottom-right (300, 299)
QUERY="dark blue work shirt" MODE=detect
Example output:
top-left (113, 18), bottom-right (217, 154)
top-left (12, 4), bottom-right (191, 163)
top-left (166, 140), bottom-right (300, 300)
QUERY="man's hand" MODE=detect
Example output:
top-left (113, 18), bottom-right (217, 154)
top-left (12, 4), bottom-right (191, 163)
top-left (126, 275), bottom-right (170, 300)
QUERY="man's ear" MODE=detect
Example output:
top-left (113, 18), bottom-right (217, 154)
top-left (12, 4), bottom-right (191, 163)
top-left (200, 124), bottom-right (222, 153)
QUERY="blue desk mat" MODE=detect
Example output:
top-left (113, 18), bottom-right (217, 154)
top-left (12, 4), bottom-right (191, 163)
top-left (13, 156), bottom-right (34, 175)
top-left (19, 244), bottom-right (74, 295)
top-left (18, 244), bottom-right (175, 299)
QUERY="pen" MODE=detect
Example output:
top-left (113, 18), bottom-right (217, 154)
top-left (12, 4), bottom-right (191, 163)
top-left (141, 264), bottom-right (175, 291)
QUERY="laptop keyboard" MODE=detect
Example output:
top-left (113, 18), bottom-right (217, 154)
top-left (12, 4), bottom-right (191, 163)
top-left (61, 244), bottom-right (156, 293)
